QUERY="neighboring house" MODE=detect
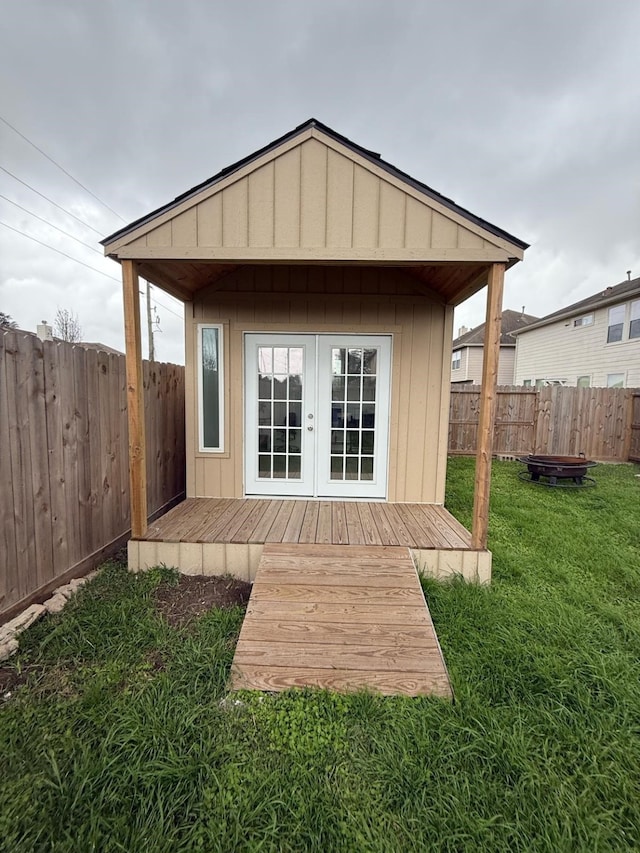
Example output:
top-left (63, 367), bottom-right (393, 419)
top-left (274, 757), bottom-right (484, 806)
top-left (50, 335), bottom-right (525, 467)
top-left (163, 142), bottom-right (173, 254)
top-left (451, 309), bottom-right (538, 384)
top-left (102, 118), bottom-right (527, 578)
top-left (513, 276), bottom-right (640, 388)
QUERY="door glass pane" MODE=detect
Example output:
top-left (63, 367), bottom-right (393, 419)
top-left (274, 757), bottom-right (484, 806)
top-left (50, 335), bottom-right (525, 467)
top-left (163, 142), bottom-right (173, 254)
top-left (347, 376), bottom-right (361, 400)
top-left (258, 429), bottom-right (271, 452)
top-left (363, 349), bottom-right (377, 374)
top-left (362, 403), bottom-right (375, 428)
top-left (329, 346), bottom-right (378, 483)
top-left (360, 457), bottom-right (374, 481)
top-left (273, 377), bottom-right (288, 399)
top-left (332, 377), bottom-right (345, 401)
top-left (347, 348), bottom-right (362, 374)
top-left (289, 456), bottom-right (301, 478)
top-left (273, 455), bottom-right (287, 477)
top-left (332, 348), bottom-right (346, 375)
top-left (346, 403), bottom-right (360, 426)
top-left (255, 345), bottom-right (306, 482)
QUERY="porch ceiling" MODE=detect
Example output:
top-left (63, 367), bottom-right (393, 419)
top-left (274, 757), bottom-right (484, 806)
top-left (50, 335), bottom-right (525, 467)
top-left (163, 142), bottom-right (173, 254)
top-left (133, 258), bottom-right (495, 306)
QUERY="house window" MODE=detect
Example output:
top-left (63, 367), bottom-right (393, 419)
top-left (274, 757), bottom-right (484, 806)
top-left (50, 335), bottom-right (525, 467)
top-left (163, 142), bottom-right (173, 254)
top-left (607, 305), bottom-right (625, 343)
top-left (522, 379), bottom-right (532, 387)
top-left (607, 373), bottom-right (625, 388)
top-left (198, 324), bottom-right (224, 451)
top-left (577, 375), bottom-right (590, 388)
top-left (573, 314), bottom-right (594, 327)
top-left (452, 350), bottom-right (461, 370)
top-left (630, 300), bottom-right (640, 339)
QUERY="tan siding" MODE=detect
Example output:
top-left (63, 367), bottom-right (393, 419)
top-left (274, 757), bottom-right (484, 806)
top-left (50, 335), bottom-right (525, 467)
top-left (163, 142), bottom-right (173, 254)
top-left (147, 221), bottom-right (172, 248)
top-left (186, 265), bottom-right (449, 504)
top-left (326, 148), bottom-right (354, 248)
top-left (514, 305), bottom-right (640, 387)
top-left (378, 182), bottom-right (406, 248)
top-left (431, 211), bottom-right (458, 249)
top-left (196, 195), bottom-right (223, 246)
top-left (274, 147), bottom-right (301, 247)
top-left (172, 209), bottom-right (197, 247)
top-left (435, 305), bottom-right (455, 498)
top-left (352, 165), bottom-right (380, 248)
top-left (222, 177), bottom-right (249, 247)
top-left (300, 139), bottom-right (328, 248)
top-left (458, 229), bottom-right (485, 249)
top-left (248, 161), bottom-right (274, 247)
top-left (404, 196), bottom-right (432, 247)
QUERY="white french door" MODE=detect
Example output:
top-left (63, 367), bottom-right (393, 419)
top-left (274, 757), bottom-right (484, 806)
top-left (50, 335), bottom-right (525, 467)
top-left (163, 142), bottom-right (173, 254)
top-left (244, 334), bottom-right (391, 498)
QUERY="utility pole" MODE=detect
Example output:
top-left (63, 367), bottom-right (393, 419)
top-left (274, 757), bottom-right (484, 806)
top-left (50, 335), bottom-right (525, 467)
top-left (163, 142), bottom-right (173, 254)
top-left (146, 281), bottom-right (155, 361)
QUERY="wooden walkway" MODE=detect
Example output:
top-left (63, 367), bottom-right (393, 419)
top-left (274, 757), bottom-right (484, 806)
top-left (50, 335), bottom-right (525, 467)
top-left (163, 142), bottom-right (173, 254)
top-left (229, 544), bottom-right (453, 699)
top-left (144, 498), bottom-right (472, 550)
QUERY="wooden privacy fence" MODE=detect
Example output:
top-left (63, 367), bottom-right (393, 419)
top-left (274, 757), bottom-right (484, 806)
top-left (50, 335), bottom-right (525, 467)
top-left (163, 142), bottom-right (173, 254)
top-left (631, 393), bottom-right (640, 463)
top-left (449, 385), bottom-right (638, 462)
top-left (1, 330), bottom-right (185, 621)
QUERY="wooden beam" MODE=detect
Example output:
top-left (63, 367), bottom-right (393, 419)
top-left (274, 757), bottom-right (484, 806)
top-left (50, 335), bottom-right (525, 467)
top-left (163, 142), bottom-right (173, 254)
top-left (471, 263), bottom-right (505, 550)
top-left (115, 245), bottom-right (513, 263)
top-left (122, 260), bottom-right (148, 538)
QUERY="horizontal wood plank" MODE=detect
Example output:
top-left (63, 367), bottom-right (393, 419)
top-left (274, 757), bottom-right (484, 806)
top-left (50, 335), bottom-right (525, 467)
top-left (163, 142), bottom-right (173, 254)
top-left (238, 620), bottom-right (440, 647)
top-left (230, 665), bottom-right (452, 698)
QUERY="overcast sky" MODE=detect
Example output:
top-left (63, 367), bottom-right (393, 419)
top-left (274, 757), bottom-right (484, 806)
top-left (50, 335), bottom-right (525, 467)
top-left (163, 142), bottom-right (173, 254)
top-left (1, 0), bottom-right (639, 364)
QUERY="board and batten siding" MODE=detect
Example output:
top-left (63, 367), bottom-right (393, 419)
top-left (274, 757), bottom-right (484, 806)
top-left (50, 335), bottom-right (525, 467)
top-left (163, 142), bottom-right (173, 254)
top-left (514, 304), bottom-right (640, 387)
top-left (119, 136), bottom-right (510, 260)
top-left (184, 265), bottom-right (453, 504)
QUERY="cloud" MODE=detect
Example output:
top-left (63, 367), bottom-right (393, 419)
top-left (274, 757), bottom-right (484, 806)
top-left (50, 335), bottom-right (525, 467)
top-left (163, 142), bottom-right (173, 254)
top-left (1, 0), bottom-right (639, 361)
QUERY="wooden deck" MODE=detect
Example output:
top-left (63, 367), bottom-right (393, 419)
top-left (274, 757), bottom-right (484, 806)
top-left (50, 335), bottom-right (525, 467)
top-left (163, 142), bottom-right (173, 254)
top-left (230, 543), bottom-right (452, 698)
top-left (143, 498), bottom-right (472, 550)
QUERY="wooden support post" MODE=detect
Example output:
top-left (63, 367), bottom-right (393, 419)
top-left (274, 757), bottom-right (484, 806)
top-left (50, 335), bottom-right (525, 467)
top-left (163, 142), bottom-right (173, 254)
top-left (471, 263), bottom-right (505, 549)
top-left (122, 260), bottom-right (148, 538)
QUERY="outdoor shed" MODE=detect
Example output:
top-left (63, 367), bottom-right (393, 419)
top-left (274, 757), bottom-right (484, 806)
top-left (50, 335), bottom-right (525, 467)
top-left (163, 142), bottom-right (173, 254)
top-left (103, 119), bottom-right (527, 583)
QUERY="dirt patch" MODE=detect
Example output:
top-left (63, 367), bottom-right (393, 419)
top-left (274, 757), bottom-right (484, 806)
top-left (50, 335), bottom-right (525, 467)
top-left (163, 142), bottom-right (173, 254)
top-left (0, 665), bottom-right (29, 699)
top-left (153, 574), bottom-right (252, 628)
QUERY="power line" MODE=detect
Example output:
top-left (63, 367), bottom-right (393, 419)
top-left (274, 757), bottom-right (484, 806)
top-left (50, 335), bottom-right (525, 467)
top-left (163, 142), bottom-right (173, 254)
top-left (0, 194), bottom-right (102, 254)
top-left (143, 288), bottom-right (183, 320)
top-left (0, 166), bottom-right (104, 236)
top-left (0, 220), bottom-right (121, 282)
top-left (0, 114), bottom-right (127, 223)
top-left (0, 219), bottom-right (184, 319)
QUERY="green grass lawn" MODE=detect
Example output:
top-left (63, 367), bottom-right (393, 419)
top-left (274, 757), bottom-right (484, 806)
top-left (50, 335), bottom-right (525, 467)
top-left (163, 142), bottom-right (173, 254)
top-left (1, 460), bottom-right (640, 852)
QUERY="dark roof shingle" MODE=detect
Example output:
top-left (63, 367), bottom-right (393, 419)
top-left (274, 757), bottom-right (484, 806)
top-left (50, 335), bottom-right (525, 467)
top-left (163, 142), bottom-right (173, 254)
top-left (453, 309), bottom-right (539, 348)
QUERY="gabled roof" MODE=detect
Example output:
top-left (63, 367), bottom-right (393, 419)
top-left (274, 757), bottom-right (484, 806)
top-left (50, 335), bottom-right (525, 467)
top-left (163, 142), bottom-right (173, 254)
top-left (103, 118), bottom-right (528, 252)
top-left (453, 309), bottom-right (539, 349)
top-left (512, 276), bottom-right (640, 335)
top-left (101, 119), bottom-right (527, 306)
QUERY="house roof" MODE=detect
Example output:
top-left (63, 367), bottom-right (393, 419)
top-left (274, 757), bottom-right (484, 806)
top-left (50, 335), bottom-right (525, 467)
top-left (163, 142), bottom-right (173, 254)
top-left (452, 309), bottom-right (539, 349)
top-left (511, 276), bottom-right (640, 335)
top-left (102, 118), bottom-right (529, 252)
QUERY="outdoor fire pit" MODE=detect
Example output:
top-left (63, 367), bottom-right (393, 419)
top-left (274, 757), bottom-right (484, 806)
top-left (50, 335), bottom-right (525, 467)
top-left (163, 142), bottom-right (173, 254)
top-left (518, 454), bottom-right (597, 487)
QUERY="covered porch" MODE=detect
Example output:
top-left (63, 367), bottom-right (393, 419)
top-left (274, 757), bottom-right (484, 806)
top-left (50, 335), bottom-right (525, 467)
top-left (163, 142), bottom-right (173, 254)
top-left (129, 496), bottom-right (489, 582)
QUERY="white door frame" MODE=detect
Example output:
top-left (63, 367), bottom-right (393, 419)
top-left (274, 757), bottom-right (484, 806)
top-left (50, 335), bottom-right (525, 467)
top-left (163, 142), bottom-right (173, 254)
top-left (244, 333), bottom-right (392, 499)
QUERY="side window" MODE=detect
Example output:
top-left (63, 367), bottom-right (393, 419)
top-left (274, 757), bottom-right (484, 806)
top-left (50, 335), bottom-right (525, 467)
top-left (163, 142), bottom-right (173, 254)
top-left (630, 300), bottom-right (640, 340)
top-left (607, 305), bottom-right (625, 343)
top-left (198, 325), bottom-right (224, 451)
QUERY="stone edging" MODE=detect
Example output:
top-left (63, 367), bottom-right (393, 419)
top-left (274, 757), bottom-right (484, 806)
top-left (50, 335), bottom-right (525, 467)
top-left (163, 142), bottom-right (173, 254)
top-left (0, 571), bottom-right (99, 663)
